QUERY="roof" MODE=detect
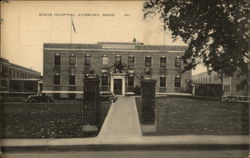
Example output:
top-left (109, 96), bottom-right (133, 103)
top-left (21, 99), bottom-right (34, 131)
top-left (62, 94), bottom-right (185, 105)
top-left (44, 42), bottom-right (187, 52)
top-left (0, 58), bottom-right (41, 75)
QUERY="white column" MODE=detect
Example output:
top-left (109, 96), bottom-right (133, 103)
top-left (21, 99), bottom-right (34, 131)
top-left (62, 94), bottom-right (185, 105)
top-left (110, 76), bottom-right (114, 94)
top-left (122, 77), bottom-right (126, 96)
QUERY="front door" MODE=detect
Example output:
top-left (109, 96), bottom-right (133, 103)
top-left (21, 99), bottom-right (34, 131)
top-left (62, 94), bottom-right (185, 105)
top-left (114, 79), bottom-right (122, 95)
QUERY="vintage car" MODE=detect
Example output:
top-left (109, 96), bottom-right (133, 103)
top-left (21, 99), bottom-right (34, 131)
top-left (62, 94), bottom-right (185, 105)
top-left (100, 92), bottom-right (117, 102)
top-left (25, 93), bottom-right (55, 103)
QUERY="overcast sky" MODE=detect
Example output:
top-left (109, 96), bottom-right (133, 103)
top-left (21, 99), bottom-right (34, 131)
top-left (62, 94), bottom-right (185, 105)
top-left (1, 1), bottom-right (206, 75)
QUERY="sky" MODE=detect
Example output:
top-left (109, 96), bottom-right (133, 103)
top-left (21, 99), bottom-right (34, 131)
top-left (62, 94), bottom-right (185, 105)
top-left (1, 1), bottom-right (206, 75)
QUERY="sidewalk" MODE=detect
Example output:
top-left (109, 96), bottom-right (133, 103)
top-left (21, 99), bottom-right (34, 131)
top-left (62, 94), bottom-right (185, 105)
top-left (1, 135), bottom-right (249, 147)
top-left (1, 96), bottom-right (249, 148)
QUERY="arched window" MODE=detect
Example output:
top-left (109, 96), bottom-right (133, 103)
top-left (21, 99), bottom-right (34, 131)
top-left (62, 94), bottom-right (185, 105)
top-left (175, 76), bottom-right (181, 87)
top-left (85, 54), bottom-right (91, 66)
top-left (160, 76), bottom-right (166, 87)
top-left (102, 55), bottom-right (109, 66)
top-left (54, 73), bottom-right (60, 85)
top-left (128, 55), bottom-right (135, 68)
top-left (54, 54), bottom-right (61, 66)
top-left (160, 56), bottom-right (166, 67)
top-left (69, 75), bottom-right (76, 85)
top-left (175, 56), bottom-right (181, 67)
top-left (69, 54), bottom-right (76, 65)
top-left (115, 55), bottom-right (122, 64)
top-left (145, 56), bottom-right (152, 67)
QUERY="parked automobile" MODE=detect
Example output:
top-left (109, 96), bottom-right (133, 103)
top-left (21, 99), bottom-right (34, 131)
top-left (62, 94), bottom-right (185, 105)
top-left (100, 92), bottom-right (117, 102)
top-left (25, 93), bottom-right (55, 103)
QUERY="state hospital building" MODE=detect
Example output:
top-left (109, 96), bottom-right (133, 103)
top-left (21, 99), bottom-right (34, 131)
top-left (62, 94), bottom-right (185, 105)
top-left (43, 41), bottom-right (191, 99)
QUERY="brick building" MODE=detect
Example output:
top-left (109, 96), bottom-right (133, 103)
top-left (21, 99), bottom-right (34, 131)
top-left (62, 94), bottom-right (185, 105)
top-left (43, 42), bottom-right (191, 99)
top-left (0, 58), bottom-right (41, 96)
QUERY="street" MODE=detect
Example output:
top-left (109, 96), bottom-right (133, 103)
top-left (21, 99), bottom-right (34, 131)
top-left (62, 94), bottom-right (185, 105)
top-left (2, 150), bottom-right (249, 158)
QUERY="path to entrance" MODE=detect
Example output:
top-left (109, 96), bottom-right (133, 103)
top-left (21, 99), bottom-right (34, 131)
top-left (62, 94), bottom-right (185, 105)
top-left (98, 96), bottom-right (142, 138)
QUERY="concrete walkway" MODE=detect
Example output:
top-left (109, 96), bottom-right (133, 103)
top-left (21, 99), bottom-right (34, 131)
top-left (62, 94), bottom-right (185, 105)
top-left (98, 96), bottom-right (142, 138)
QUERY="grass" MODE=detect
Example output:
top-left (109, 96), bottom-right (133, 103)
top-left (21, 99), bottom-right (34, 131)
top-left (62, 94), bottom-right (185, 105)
top-left (1, 100), bottom-right (111, 138)
top-left (136, 96), bottom-right (249, 135)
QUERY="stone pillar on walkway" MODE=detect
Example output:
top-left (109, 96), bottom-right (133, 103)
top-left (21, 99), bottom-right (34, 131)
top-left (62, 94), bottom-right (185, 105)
top-left (140, 79), bottom-right (156, 124)
top-left (82, 74), bottom-right (100, 132)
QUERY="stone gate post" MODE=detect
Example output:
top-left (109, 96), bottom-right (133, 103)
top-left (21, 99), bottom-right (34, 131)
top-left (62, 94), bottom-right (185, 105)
top-left (82, 75), bottom-right (100, 132)
top-left (140, 79), bottom-right (156, 124)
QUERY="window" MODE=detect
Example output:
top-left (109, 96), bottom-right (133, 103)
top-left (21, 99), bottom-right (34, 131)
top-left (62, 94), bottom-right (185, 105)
top-left (160, 56), bottom-right (166, 67)
top-left (224, 85), bottom-right (230, 92)
top-left (213, 76), bottom-right (218, 81)
top-left (128, 76), bottom-right (134, 87)
top-left (9, 69), bottom-right (12, 76)
top-left (1, 80), bottom-right (8, 88)
top-left (69, 75), bottom-right (76, 85)
top-left (209, 76), bottom-right (212, 83)
top-left (115, 55), bottom-right (122, 64)
top-left (54, 74), bottom-right (60, 85)
top-left (54, 54), bottom-right (61, 66)
top-left (85, 54), bottom-right (91, 65)
top-left (25, 81), bottom-right (35, 91)
top-left (102, 55), bottom-right (109, 66)
top-left (175, 76), bottom-right (181, 87)
top-left (11, 70), bottom-right (14, 77)
top-left (2, 65), bottom-right (8, 75)
top-left (175, 56), bottom-right (181, 67)
top-left (145, 56), bottom-right (152, 67)
top-left (69, 93), bottom-right (76, 99)
top-left (69, 54), bottom-right (76, 65)
top-left (160, 77), bottom-right (166, 87)
top-left (128, 55), bottom-right (135, 67)
top-left (101, 75), bottom-right (108, 86)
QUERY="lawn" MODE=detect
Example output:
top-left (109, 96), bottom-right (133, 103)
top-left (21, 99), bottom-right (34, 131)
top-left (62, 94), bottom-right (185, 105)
top-left (0, 100), bottom-right (111, 138)
top-left (136, 96), bottom-right (249, 135)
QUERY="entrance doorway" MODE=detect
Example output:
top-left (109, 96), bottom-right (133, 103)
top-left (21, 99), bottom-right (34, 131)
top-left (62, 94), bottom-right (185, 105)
top-left (114, 79), bottom-right (122, 95)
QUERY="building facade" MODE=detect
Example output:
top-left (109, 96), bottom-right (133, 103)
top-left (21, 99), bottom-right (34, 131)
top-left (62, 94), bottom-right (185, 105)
top-left (192, 71), bottom-right (222, 84)
top-left (43, 42), bottom-right (191, 99)
top-left (222, 71), bottom-right (249, 100)
top-left (222, 50), bottom-right (250, 100)
top-left (0, 58), bottom-right (41, 96)
top-left (192, 71), bottom-right (223, 97)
